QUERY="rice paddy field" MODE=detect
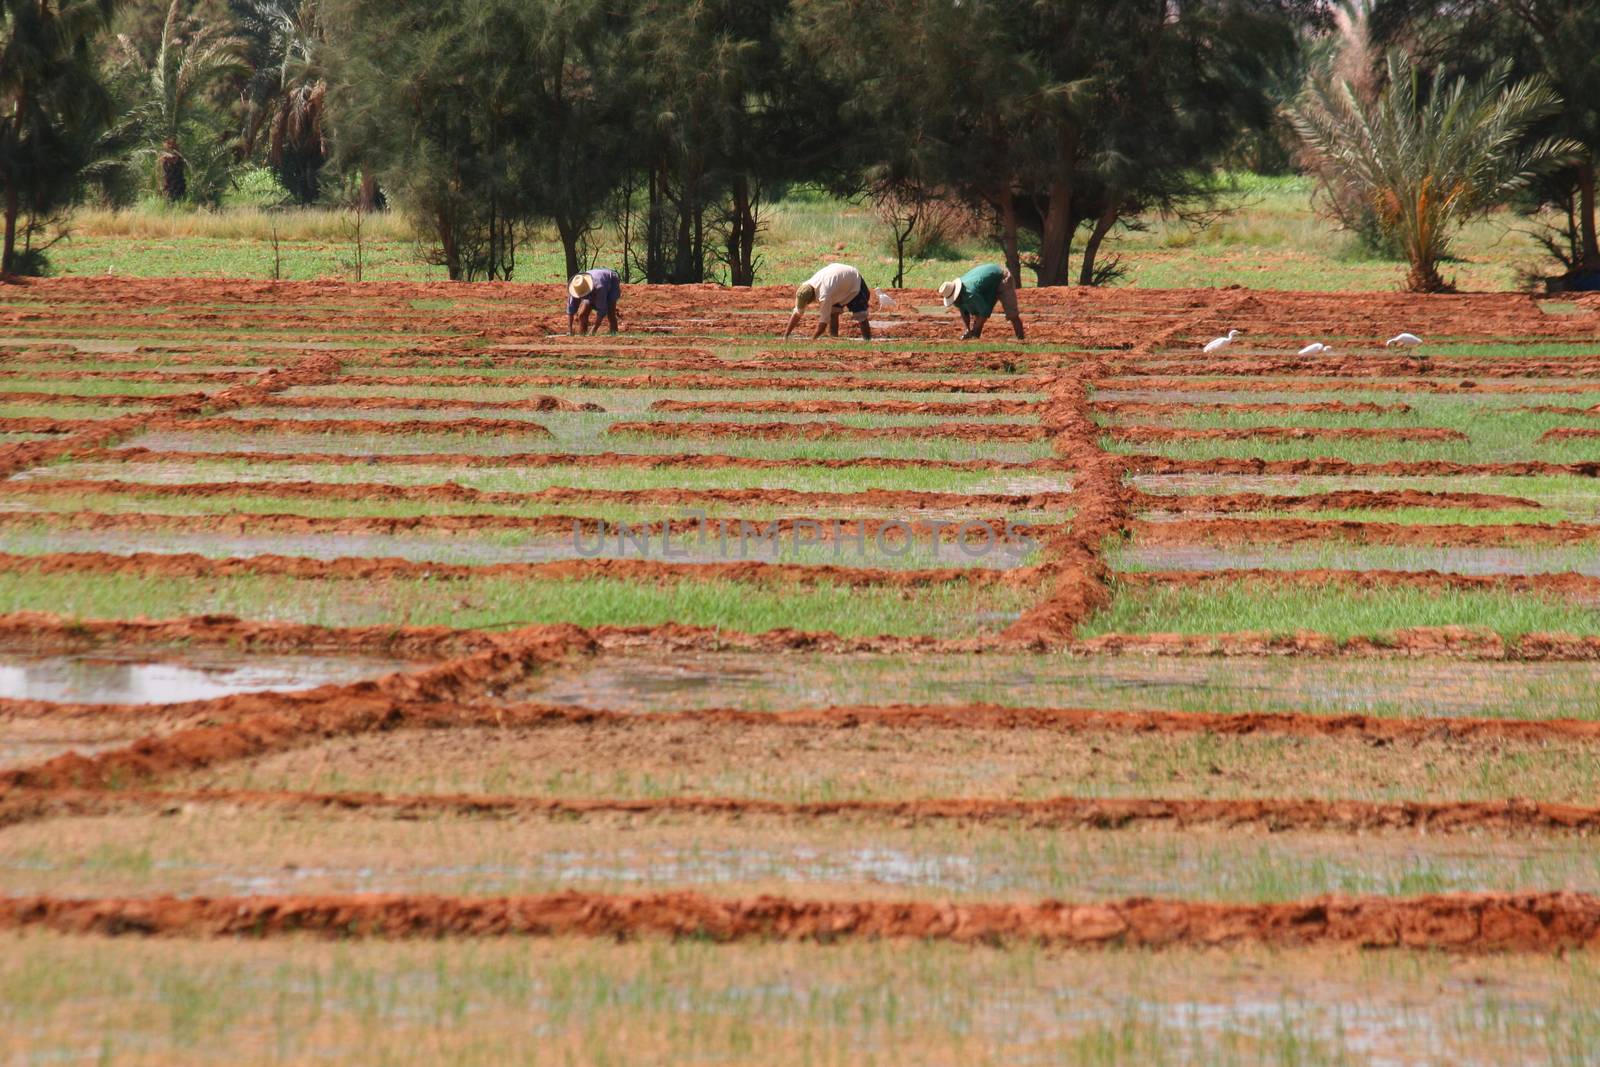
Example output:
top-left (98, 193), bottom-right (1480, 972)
top-left (1, 275), bottom-right (1599, 1065)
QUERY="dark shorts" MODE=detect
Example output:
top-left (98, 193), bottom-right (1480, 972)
top-left (845, 279), bottom-right (870, 316)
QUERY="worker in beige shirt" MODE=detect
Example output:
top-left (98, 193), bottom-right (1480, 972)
top-left (783, 262), bottom-right (874, 341)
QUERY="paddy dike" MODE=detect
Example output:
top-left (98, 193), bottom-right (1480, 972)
top-left (3, 889), bottom-right (1599, 952)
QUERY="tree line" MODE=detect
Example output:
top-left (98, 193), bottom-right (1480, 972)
top-left (4, 0), bottom-right (1599, 290)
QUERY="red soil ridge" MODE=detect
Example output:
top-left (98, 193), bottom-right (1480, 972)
top-left (606, 419), bottom-right (1049, 442)
top-left (1130, 517), bottom-right (1600, 546)
top-left (1123, 569), bottom-right (1600, 599)
top-left (0, 476), bottom-right (1074, 513)
top-left (1111, 425), bottom-right (1468, 443)
top-left (2, 889), bottom-right (1596, 952)
top-left (8, 787), bottom-right (1599, 837)
top-left (1136, 489), bottom-right (1539, 513)
top-left (0, 549), bottom-right (1010, 589)
top-left (1129, 456), bottom-right (1600, 478)
top-left (83, 446), bottom-right (1062, 474)
top-left (648, 398), bottom-right (1037, 417)
top-left (1094, 400), bottom-right (1411, 416)
top-left (0, 508), bottom-right (1055, 544)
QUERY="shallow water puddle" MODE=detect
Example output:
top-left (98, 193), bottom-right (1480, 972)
top-left (511, 649), bottom-right (1600, 719)
top-left (0, 649), bottom-right (405, 704)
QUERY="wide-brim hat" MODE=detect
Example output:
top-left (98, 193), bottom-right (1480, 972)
top-left (938, 279), bottom-right (962, 307)
top-left (568, 273), bottom-right (594, 300)
top-left (794, 283), bottom-right (817, 311)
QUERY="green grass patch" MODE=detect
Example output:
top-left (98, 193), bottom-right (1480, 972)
top-left (44, 458), bottom-right (1067, 495)
top-left (0, 571), bottom-right (1030, 637)
top-left (1082, 579), bottom-right (1600, 641)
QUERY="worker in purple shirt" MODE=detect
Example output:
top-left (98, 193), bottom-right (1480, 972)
top-left (567, 267), bottom-right (622, 335)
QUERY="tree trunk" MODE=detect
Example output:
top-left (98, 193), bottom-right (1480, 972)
top-left (555, 215), bottom-right (582, 280)
top-left (1078, 201), bottom-right (1119, 286)
top-left (1036, 126), bottom-right (1080, 288)
top-left (2, 176), bottom-right (17, 276)
top-left (1036, 178), bottom-right (1074, 287)
top-left (436, 204), bottom-right (461, 281)
top-left (159, 140), bottom-right (187, 202)
top-left (358, 167), bottom-right (381, 213)
top-left (998, 187), bottom-right (1021, 284)
top-left (1578, 159), bottom-right (1600, 272)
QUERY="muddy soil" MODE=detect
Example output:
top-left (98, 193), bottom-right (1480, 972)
top-left (5, 886), bottom-right (1600, 952)
top-left (5, 811), bottom-right (1597, 904)
top-left (511, 648), bottom-right (1600, 720)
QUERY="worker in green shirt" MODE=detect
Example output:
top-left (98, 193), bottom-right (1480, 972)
top-left (937, 264), bottom-right (1025, 341)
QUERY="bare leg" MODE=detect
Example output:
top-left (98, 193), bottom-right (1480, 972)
top-left (997, 269), bottom-right (1025, 340)
top-left (607, 307), bottom-right (620, 334)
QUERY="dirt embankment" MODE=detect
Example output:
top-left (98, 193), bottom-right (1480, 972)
top-left (158, 415), bottom-right (558, 438)
top-left (1137, 489), bottom-right (1540, 513)
top-left (0, 476), bottom-right (1075, 513)
top-left (9, 787), bottom-right (1600, 837)
top-left (647, 398), bottom-right (1038, 417)
top-left (0, 624), bottom-right (593, 793)
top-left (0, 508), bottom-right (1056, 544)
top-left (1096, 376), bottom-right (1600, 397)
top-left (1110, 425), bottom-right (1467, 444)
top-left (1129, 517), bottom-right (1600, 547)
top-left (0, 611), bottom-right (508, 662)
top-left (84, 446), bottom-right (1064, 474)
top-left (1123, 569), bottom-right (1600, 600)
top-left (1121, 356), bottom-right (1600, 379)
top-left (259, 394), bottom-right (603, 413)
top-left (0, 549), bottom-right (1008, 589)
top-left (336, 373), bottom-right (1050, 394)
top-left (1093, 401), bottom-right (1411, 417)
top-left (0, 390), bottom-right (187, 408)
top-left (1072, 626), bottom-right (1600, 661)
top-left (0, 352), bottom-right (341, 480)
top-left (1001, 294), bottom-right (1251, 648)
top-left (1540, 427), bottom-right (1600, 441)
top-left (3, 889), bottom-right (1597, 952)
top-left (1129, 456), bottom-right (1600, 478)
top-left (606, 420), bottom-right (1049, 442)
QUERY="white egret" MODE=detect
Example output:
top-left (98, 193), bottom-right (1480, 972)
top-left (1202, 329), bottom-right (1240, 354)
top-left (1385, 332), bottom-right (1424, 347)
top-left (1297, 342), bottom-right (1334, 357)
top-left (876, 289), bottom-right (897, 308)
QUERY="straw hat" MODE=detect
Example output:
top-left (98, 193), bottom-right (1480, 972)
top-left (794, 283), bottom-right (817, 311)
top-left (937, 279), bottom-right (962, 307)
top-left (568, 273), bottom-right (594, 300)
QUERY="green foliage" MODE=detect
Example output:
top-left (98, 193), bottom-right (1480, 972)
top-left (111, 0), bottom-right (249, 204)
top-left (0, 0), bottom-right (121, 274)
top-left (1288, 51), bottom-right (1581, 292)
top-left (795, 0), bottom-right (1321, 288)
top-left (235, 0), bottom-right (327, 205)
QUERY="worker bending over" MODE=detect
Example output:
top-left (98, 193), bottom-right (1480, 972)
top-left (784, 262), bottom-right (873, 341)
top-left (938, 264), bottom-right (1024, 340)
top-left (567, 268), bottom-right (622, 335)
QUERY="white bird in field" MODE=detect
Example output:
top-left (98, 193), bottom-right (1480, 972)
top-left (876, 288), bottom-right (897, 308)
top-left (1202, 329), bottom-right (1240, 354)
top-left (1297, 342), bottom-right (1334, 357)
top-left (1385, 332), bottom-right (1424, 347)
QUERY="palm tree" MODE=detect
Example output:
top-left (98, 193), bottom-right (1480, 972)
top-left (237, 0), bottom-right (326, 204)
top-left (1288, 51), bottom-right (1580, 292)
top-left (1, 0), bottom-right (118, 272)
top-left (116, 0), bottom-right (246, 201)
